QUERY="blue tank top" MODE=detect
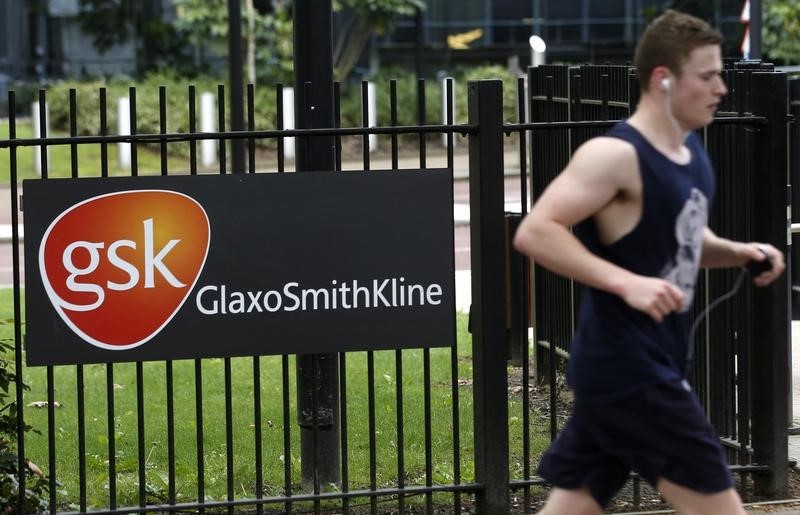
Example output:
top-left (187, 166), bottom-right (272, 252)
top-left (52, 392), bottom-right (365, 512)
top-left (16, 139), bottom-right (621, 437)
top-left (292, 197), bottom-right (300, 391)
top-left (567, 121), bottom-right (716, 403)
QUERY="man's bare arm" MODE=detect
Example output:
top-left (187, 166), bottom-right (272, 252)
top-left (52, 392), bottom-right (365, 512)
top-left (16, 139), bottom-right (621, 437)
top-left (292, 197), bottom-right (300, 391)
top-left (513, 137), bottom-right (685, 322)
top-left (700, 227), bottom-right (784, 286)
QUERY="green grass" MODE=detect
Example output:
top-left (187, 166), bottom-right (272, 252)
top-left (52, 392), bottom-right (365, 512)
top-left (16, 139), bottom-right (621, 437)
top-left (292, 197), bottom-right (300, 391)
top-left (0, 119), bottom-right (191, 182)
top-left (0, 288), bottom-right (550, 510)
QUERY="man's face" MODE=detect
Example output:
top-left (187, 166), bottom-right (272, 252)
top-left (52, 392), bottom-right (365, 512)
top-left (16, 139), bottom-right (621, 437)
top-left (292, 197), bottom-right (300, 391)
top-left (671, 44), bottom-right (728, 130)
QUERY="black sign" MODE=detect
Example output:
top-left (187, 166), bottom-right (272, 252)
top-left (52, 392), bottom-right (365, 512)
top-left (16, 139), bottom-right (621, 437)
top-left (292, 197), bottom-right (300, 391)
top-left (23, 171), bottom-right (454, 366)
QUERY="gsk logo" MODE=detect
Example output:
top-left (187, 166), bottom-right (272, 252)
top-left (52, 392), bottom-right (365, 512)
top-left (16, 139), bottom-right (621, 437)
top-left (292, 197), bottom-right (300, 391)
top-left (38, 190), bottom-right (210, 350)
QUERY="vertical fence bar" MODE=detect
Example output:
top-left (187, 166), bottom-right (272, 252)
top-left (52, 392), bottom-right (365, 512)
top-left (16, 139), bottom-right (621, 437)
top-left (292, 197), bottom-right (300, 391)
top-left (389, 79), bottom-right (405, 515)
top-left (416, 77), bottom-right (434, 514)
top-left (189, 85), bottom-right (198, 175)
top-left (333, 80), bottom-right (347, 513)
top-left (468, 79), bottom-right (509, 513)
top-left (390, 80), bottom-right (399, 171)
top-left (68, 87), bottom-right (88, 513)
top-left (446, 76), bottom-right (462, 515)
top-left (218, 85), bottom-right (227, 175)
top-left (368, 351), bottom-right (377, 514)
top-left (225, 357), bottom-right (234, 514)
top-left (339, 353), bottom-right (349, 515)
top-left (277, 84), bottom-right (285, 173)
top-left (99, 88), bottom-right (116, 509)
top-left (129, 88), bottom-right (138, 177)
top-left (100, 88), bottom-right (109, 177)
top-left (282, 355), bottom-right (292, 513)
top-left (249, 87), bottom-right (263, 505)
top-left (361, 79), bottom-right (378, 515)
top-left (37, 89), bottom-right (58, 515)
top-left (8, 91), bottom-right (27, 515)
top-left (253, 355), bottom-right (263, 515)
top-left (517, 75), bottom-right (532, 512)
top-left (311, 353), bottom-right (321, 515)
top-left (158, 86), bottom-right (177, 507)
top-left (136, 363), bottom-right (146, 508)
top-left (750, 71), bottom-right (790, 498)
top-left (362, 81), bottom-right (371, 172)
top-left (159, 86), bottom-right (168, 176)
top-left (334, 82), bottom-right (342, 172)
top-left (194, 360), bottom-right (205, 514)
top-left (47, 365), bottom-right (56, 513)
top-left (248, 84), bottom-right (256, 173)
top-left (544, 76), bottom-right (559, 443)
top-left (418, 79), bottom-right (427, 168)
top-left (106, 364), bottom-right (116, 509)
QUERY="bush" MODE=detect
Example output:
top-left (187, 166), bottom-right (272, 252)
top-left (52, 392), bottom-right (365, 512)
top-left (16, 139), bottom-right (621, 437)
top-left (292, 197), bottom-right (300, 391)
top-left (42, 64), bottom-right (522, 157)
top-left (0, 340), bottom-right (50, 513)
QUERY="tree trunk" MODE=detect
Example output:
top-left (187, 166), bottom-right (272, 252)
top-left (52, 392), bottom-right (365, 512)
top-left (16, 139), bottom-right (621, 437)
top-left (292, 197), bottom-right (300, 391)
top-left (334, 16), bottom-right (371, 81)
top-left (246, 0), bottom-right (256, 84)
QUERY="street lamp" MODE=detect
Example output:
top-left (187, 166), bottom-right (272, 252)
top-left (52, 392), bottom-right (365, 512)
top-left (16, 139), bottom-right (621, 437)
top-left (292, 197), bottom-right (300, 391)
top-left (529, 35), bottom-right (547, 67)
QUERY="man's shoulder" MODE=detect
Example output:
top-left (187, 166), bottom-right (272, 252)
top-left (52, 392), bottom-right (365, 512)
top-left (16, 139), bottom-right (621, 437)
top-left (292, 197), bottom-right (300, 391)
top-left (571, 136), bottom-right (638, 173)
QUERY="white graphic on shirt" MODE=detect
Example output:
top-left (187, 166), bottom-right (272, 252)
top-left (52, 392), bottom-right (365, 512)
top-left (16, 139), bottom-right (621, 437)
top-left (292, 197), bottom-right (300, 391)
top-left (660, 188), bottom-right (708, 313)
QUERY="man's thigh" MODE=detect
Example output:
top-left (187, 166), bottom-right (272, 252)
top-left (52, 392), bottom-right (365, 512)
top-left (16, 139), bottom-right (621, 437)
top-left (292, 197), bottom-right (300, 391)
top-left (657, 477), bottom-right (745, 515)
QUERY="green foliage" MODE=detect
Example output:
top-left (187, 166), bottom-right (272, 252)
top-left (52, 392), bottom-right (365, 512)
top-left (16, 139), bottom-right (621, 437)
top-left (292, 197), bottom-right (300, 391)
top-left (77, 0), bottom-right (194, 75)
top-left (0, 340), bottom-right (50, 513)
top-left (45, 72), bottom-right (274, 158)
top-left (335, 0), bottom-right (424, 33)
top-left (763, 0), bottom-right (800, 63)
top-left (42, 63), bottom-right (519, 160)
top-left (173, 0), bottom-right (294, 83)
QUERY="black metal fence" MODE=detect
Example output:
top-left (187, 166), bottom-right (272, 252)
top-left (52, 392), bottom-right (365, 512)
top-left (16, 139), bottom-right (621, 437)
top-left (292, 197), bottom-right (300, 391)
top-left (524, 61), bottom-right (793, 503)
top-left (0, 60), bottom-right (793, 514)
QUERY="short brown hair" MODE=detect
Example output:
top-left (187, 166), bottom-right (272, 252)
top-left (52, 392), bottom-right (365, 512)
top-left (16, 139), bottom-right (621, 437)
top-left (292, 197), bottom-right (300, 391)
top-left (634, 10), bottom-right (723, 91)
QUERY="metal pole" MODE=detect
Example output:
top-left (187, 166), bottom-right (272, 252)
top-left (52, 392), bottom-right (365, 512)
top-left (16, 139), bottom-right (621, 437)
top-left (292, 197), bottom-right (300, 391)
top-left (750, 71), bottom-right (789, 498)
top-left (293, 0), bottom-right (341, 491)
top-left (227, 0), bottom-right (246, 173)
top-left (750, 0), bottom-right (762, 60)
top-left (468, 80), bottom-right (510, 513)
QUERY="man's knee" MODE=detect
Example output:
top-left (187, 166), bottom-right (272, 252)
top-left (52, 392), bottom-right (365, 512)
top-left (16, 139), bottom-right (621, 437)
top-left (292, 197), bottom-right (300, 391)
top-left (537, 487), bottom-right (603, 515)
top-left (657, 479), bottom-right (745, 515)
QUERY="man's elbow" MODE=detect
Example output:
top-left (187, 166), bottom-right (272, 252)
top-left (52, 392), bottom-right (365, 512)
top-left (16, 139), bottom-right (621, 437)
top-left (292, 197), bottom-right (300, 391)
top-left (513, 220), bottom-right (539, 257)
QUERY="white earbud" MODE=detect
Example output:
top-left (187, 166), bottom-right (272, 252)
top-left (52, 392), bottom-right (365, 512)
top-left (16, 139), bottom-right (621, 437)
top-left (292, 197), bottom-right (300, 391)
top-left (661, 77), bottom-right (671, 93)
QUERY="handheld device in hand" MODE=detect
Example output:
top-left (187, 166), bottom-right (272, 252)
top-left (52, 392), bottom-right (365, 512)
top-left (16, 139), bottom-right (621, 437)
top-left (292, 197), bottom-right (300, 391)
top-left (745, 248), bottom-right (772, 276)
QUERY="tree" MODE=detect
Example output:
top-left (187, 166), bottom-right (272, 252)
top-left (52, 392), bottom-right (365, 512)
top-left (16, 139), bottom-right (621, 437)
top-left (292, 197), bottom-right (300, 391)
top-left (762, 0), bottom-right (800, 63)
top-left (173, 0), bottom-right (293, 83)
top-left (78, 0), bottom-right (422, 82)
top-left (333, 0), bottom-right (425, 80)
top-left (77, 0), bottom-right (193, 75)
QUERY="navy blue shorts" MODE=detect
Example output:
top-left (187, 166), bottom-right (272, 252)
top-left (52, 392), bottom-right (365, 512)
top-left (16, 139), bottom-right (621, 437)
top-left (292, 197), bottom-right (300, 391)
top-left (537, 380), bottom-right (734, 508)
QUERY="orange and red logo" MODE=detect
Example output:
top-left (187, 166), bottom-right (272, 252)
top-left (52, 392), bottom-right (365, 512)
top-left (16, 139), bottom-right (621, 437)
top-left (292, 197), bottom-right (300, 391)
top-left (39, 190), bottom-right (210, 350)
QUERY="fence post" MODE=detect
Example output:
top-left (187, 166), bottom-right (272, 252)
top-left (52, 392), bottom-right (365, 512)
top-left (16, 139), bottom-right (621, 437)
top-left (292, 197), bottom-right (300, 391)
top-left (750, 70), bottom-right (790, 498)
top-left (468, 79), bottom-right (509, 513)
top-left (293, 0), bottom-right (341, 492)
top-left (789, 77), bottom-right (800, 320)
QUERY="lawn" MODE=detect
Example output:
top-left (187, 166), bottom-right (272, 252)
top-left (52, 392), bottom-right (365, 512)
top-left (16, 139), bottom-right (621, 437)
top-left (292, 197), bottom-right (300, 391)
top-left (0, 287), bottom-right (551, 510)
